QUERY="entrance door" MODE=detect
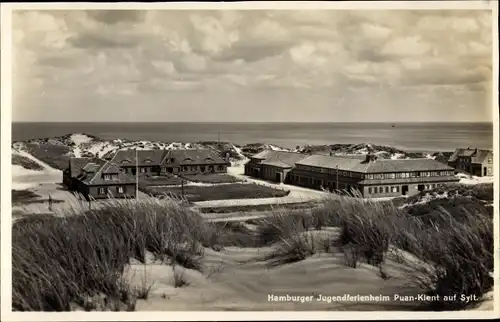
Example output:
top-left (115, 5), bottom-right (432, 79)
top-left (275, 172), bottom-right (281, 183)
top-left (402, 185), bottom-right (409, 195)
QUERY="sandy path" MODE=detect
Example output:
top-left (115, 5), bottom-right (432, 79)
top-left (125, 245), bottom-right (427, 311)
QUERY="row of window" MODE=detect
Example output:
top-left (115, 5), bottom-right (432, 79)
top-left (289, 175), bottom-right (345, 189)
top-left (122, 165), bottom-right (226, 174)
top-left (103, 174), bottom-right (119, 180)
top-left (364, 171), bottom-right (454, 180)
top-left (294, 166), bottom-right (454, 180)
top-left (368, 186), bottom-right (400, 194)
top-left (368, 183), bottom-right (440, 195)
top-left (98, 186), bottom-right (126, 195)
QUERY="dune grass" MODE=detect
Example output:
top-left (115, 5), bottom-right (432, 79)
top-left (12, 196), bottom-right (220, 311)
top-left (255, 189), bottom-right (493, 310)
top-left (13, 184), bottom-right (493, 311)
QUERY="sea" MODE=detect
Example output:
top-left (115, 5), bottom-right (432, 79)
top-left (12, 122), bottom-right (494, 153)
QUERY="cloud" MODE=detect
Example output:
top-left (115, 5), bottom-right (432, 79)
top-left (12, 9), bottom-right (493, 122)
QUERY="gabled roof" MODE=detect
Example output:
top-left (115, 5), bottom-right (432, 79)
top-left (86, 161), bottom-right (135, 185)
top-left (69, 157), bottom-right (93, 177)
top-left (250, 150), bottom-right (308, 168)
top-left (109, 149), bottom-right (167, 166)
top-left (162, 149), bottom-right (228, 165)
top-left (82, 163), bottom-right (100, 173)
top-left (296, 154), bottom-right (455, 173)
top-left (68, 157), bottom-right (136, 186)
top-left (448, 148), bottom-right (493, 164)
top-left (471, 149), bottom-right (492, 164)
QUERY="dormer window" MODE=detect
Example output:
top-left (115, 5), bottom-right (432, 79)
top-left (104, 174), bottom-right (112, 180)
top-left (121, 160), bottom-right (130, 164)
top-left (144, 159), bottom-right (152, 163)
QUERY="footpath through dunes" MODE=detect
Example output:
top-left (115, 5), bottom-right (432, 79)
top-left (128, 246), bottom-right (426, 311)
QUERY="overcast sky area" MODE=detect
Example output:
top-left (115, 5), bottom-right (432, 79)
top-left (12, 9), bottom-right (492, 122)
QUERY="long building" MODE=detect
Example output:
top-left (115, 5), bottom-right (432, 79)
top-left (245, 150), bottom-right (460, 197)
top-left (244, 150), bottom-right (308, 183)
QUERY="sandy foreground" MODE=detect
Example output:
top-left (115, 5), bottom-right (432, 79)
top-left (123, 245), bottom-right (426, 311)
top-left (11, 152), bottom-right (495, 311)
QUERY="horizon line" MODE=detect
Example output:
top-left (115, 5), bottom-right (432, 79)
top-left (11, 121), bottom-right (494, 124)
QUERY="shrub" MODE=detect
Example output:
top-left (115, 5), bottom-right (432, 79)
top-left (12, 197), bottom-right (217, 311)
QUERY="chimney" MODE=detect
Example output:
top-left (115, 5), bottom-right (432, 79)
top-left (365, 153), bottom-right (377, 163)
top-left (474, 148), bottom-right (478, 154)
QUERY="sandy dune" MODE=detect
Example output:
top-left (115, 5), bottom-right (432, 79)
top-left (124, 244), bottom-right (427, 311)
top-left (11, 150), bottom-right (62, 190)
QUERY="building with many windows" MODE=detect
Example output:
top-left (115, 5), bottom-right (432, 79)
top-left (447, 148), bottom-right (493, 177)
top-left (244, 150), bottom-right (460, 197)
top-left (63, 157), bottom-right (137, 200)
top-left (288, 153), bottom-right (459, 197)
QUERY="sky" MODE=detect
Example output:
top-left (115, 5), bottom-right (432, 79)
top-left (12, 9), bottom-right (493, 123)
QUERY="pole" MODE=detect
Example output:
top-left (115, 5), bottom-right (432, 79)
top-left (336, 165), bottom-right (339, 191)
top-left (181, 179), bottom-right (185, 199)
top-left (136, 148), bottom-right (139, 199)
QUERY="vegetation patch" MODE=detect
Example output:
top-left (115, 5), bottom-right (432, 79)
top-left (12, 189), bottom-right (64, 206)
top-left (12, 154), bottom-right (45, 171)
top-left (144, 183), bottom-right (290, 202)
top-left (24, 143), bottom-right (71, 170)
top-left (197, 201), bottom-right (319, 214)
top-left (179, 173), bottom-right (243, 184)
top-left (12, 198), bottom-right (219, 311)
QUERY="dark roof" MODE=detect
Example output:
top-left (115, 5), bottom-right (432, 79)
top-left (448, 148), bottom-right (493, 164)
top-left (69, 157), bottom-right (136, 186)
top-left (162, 149), bottom-right (228, 165)
top-left (472, 150), bottom-right (492, 164)
top-left (109, 149), bottom-right (167, 166)
top-left (86, 161), bottom-right (136, 185)
top-left (251, 150), bottom-right (308, 168)
top-left (69, 157), bottom-right (92, 177)
top-left (296, 154), bottom-right (455, 173)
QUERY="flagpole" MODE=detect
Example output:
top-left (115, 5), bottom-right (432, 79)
top-left (136, 148), bottom-right (139, 200)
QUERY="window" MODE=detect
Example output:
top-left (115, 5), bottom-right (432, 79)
top-left (488, 158), bottom-right (492, 164)
top-left (385, 186), bottom-right (389, 193)
top-left (217, 165), bottom-right (225, 171)
top-left (396, 186), bottom-right (399, 192)
top-left (117, 186), bottom-right (125, 194)
top-left (98, 187), bottom-right (107, 195)
top-left (140, 168), bottom-right (146, 173)
top-left (182, 166), bottom-right (188, 172)
top-left (368, 187), bottom-right (372, 194)
top-left (104, 174), bottom-right (111, 180)
top-left (379, 187), bottom-right (383, 193)
top-left (392, 186), bottom-right (397, 193)
top-left (191, 166), bottom-right (197, 171)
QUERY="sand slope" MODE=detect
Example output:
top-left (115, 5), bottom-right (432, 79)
top-left (124, 239), bottom-right (429, 311)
